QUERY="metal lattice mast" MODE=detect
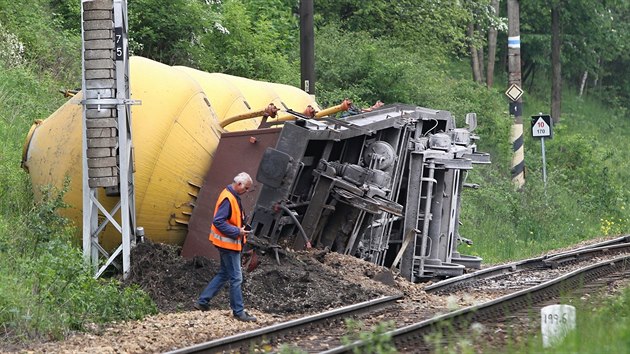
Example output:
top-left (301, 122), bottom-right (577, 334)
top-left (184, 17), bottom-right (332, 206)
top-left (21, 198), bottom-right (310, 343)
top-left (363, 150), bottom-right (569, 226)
top-left (81, 0), bottom-right (138, 279)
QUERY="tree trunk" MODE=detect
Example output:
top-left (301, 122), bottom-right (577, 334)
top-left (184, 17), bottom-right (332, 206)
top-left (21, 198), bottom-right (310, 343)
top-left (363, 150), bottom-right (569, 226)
top-left (475, 26), bottom-right (486, 83)
top-left (579, 71), bottom-right (588, 97)
top-left (551, 4), bottom-right (562, 123)
top-left (477, 27), bottom-right (486, 83)
top-left (468, 22), bottom-right (482, 83)
top-left (523, 61), bottom-right (535, 87)
top-left (486, 0), bottom-right (500, 88)
top-left (594, 57), bottom-right (601, 88)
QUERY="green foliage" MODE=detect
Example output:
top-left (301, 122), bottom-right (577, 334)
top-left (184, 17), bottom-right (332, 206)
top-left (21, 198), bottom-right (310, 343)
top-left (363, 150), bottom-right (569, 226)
top-left (0, 0), bottom-right (81, 84)
top-left (0, 65), bottom-right (68, 225)
top-left (128, 0), bottom-right (221, 65)
top-left (342, 319), bottom-right (397, 354)
top-left (127, 0), bottom-right (299, 83)
top-left (461, 163), bottom-right (602, 262)
top-left (0, 181), bottom-right (156, 342)
top-left (519, 0), bottom-right (630, 112)
top-left (314, 0), bottom-right (472, 56)
top-left (50, 0), bottom-right (81, 34)
top-left (191, 0), bottom-right (298, 84)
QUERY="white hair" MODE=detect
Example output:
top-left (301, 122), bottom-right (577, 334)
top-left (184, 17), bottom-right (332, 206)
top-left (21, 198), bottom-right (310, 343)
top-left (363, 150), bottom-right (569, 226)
top-left (233, 172), bottom-right (252, 185)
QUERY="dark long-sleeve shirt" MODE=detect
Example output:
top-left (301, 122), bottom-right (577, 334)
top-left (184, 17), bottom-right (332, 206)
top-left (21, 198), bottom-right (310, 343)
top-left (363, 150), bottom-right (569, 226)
top-left (212, 184), bottom-right (242, 239)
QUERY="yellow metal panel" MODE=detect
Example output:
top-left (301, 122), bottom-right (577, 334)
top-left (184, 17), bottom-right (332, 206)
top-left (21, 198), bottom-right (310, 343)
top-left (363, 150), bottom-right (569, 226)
top-left (24, 100), bottom-right (84, 233)
top-left (23, 57), bottom-right (223, 248)
top-left (137, 92), bottom-right (222, 245)
top-left (173, 67), bottom-right (247, 123)
top-left (174, 68), bottom-right (321, 131)
top-left (268, 81), bottom-right (320, 113)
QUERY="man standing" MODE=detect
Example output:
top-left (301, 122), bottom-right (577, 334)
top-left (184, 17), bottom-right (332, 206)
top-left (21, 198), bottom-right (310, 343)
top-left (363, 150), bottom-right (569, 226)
top-left (194, 172), bottom-right (256, 322)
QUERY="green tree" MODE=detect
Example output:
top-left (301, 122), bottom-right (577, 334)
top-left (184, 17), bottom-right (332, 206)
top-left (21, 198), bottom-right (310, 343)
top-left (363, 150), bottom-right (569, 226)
top-left (192, 0), bottom-right (298, 83)
top-left (314, 0), bottom-right (471, 56)
top-left (128, 0), bottom-right (221, 65)
top-left (520, 0), bottom-right (630, 112)
top-left (0, 0), bottom-right (81, 83)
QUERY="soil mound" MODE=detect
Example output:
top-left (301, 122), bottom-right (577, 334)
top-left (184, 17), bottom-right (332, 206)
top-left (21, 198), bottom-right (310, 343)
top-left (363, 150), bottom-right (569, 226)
top-left (124, 241), bottom-right (401, 315)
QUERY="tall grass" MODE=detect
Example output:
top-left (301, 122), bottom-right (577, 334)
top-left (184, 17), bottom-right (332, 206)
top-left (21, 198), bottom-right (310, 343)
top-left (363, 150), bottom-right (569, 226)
top-left (461, 89), bottom-right (630, 264)
top-left (549, 286), bottom-right (630, 353)
top-left (0, 63), bottom-right (157, 343)
top-left (500, 287), bottom-right (630, 353)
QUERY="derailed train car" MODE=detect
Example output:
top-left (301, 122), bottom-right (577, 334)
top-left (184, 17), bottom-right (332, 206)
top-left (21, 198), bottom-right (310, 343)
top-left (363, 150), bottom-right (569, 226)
top-left (184, 104), bottom-right (490, 281)
top-left (22, 56), bottom-right (489, 282)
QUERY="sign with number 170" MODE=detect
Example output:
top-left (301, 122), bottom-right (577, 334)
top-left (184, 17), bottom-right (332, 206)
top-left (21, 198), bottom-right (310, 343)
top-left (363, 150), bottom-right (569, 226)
top-left (531, 114), bottom-right (552, 138)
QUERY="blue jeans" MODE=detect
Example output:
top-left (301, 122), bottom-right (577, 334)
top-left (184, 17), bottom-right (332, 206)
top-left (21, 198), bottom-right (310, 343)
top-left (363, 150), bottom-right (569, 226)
top-left (197, 248), bottom-right (245, 316)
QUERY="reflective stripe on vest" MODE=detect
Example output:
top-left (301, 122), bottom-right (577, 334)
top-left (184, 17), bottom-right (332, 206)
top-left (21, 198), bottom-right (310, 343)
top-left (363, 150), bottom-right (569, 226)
top-left (210, 231), bottom-right (241, 248)
top-left (209, 188), bottom-right (244, 251)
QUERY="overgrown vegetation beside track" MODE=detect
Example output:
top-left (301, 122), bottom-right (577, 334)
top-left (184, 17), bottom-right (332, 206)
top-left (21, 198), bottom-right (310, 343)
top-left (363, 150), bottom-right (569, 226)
top-left (430, 281), bottom-right (630, 354)
top-left (0, 68), bottom-right (157, 343)
top-left (0, 0), bottom-right (629, 347)
top-left (462, 91), bottom-right (630, 263)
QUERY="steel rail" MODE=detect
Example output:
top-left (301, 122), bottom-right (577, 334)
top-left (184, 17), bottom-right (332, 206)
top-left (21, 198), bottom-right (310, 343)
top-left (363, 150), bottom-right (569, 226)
top-left (164, 294), bottom-right (402, 354)
top-left (425, 234), bottom-right (630, 293)
top-left (322, 254), bottom-right (630, 353)
top-left (543, 240), bottom-right (630, 268)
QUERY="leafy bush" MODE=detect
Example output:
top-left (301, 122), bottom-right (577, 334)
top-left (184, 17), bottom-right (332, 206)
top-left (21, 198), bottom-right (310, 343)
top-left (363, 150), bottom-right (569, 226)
top-left (0, 182), bottom-right (156, 342)
top-left (0, 0), bottom-right (81, 84)
top-left (191, 0), bottom-right (298, 84)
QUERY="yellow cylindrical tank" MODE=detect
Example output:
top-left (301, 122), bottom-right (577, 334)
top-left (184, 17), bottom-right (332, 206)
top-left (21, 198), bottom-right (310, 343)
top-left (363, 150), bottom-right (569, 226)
top-left (174, 67), bottom-right (319, 130)
top-left (22, 56), bottom-right (318, 248)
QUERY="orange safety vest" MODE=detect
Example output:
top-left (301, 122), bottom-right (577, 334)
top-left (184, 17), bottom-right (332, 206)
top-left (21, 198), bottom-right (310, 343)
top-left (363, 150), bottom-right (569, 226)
top-left (209, 188), bottom-right (245, 251)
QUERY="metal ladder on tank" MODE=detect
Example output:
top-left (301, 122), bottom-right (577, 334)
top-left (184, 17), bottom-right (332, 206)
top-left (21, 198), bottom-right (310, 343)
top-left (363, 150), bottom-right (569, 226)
top-left (413, 160), bottom-right (437, 278)
top-left (397, 149), bottom-right (437, 281)
top-left (81, 0), bottom-right (139, 279)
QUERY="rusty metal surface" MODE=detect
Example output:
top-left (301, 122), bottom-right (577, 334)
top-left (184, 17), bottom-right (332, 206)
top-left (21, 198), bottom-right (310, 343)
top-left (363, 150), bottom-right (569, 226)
top-left (181, 128), bottom-right (281, 260)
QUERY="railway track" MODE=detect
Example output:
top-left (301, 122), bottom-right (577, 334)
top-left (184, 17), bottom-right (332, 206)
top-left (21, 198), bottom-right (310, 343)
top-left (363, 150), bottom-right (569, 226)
top-left (425, 234), bottom-right (630, 294)
top-left (165, 295), bottom-right (403, 353)
top-left (326, 253), bottom-right (630, 353)
top-left (166, 235), bottom-right (630, 353)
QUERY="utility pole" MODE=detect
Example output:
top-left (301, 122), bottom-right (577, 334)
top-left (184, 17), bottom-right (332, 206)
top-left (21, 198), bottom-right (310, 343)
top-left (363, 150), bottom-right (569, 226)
top-left (507, 0), bottom-right (525, 188)
top-left (550, 5), bottom-right (562, 122)
top-left (300, 0), bottom-right (315, 95)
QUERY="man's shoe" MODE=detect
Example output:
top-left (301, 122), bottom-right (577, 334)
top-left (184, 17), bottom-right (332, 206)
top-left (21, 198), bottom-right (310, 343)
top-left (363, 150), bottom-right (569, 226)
top-left (194, 302), bottom-right (209, 312)
top-left (234, 311), bottom-right (257, 322)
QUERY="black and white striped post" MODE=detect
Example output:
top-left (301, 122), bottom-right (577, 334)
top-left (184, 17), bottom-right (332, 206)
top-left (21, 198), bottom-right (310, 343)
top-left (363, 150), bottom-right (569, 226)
top-left (507, 0), bottom-right (525, 189)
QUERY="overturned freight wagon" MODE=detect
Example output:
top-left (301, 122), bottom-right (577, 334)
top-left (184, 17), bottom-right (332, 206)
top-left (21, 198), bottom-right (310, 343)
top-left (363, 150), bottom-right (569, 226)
top-left (23, 56), bottom-right (489, 281)
top-left (183, 104), bottom-right (490, 281)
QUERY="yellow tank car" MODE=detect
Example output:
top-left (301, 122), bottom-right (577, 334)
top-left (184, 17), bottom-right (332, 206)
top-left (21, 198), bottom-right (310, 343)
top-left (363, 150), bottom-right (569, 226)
top-left (173, 67), bottom-right (319, 130)
top-left (22, 56), bottom-right (319, 249)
